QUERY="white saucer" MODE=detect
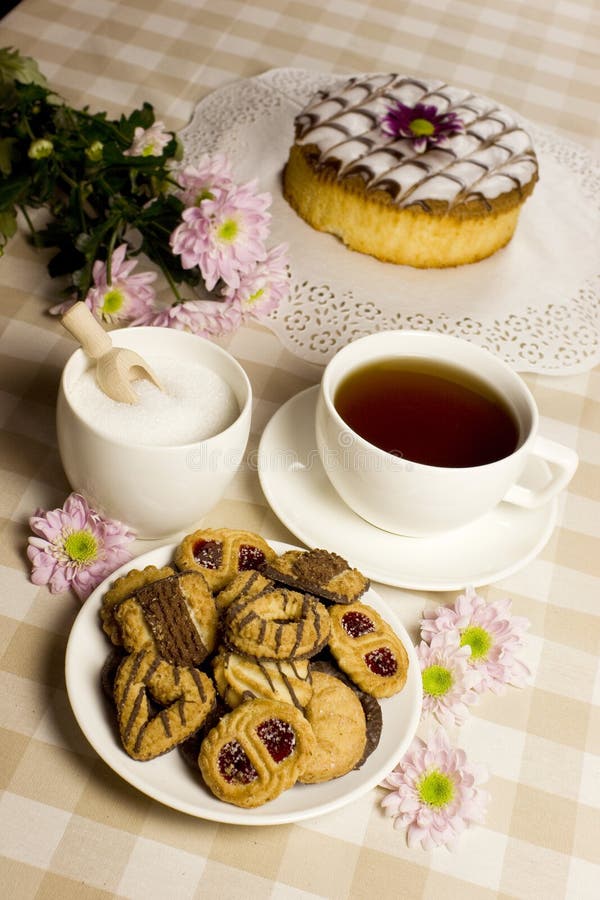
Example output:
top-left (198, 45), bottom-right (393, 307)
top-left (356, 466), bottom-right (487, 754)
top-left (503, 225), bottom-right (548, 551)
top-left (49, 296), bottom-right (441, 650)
top-left (257, 387), bottom-right (558, 591)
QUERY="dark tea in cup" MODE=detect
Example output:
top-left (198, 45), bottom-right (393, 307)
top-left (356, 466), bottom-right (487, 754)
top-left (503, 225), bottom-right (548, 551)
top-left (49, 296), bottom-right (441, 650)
top-left (334, 358), bottom-right (520, 468)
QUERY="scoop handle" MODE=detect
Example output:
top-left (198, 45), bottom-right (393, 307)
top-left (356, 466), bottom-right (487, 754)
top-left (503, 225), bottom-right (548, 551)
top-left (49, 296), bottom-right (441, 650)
top-left (61, 302), bottom-right (112, 360)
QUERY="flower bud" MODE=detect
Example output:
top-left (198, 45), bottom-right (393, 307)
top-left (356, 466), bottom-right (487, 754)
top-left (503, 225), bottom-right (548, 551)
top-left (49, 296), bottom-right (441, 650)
top-left (85, 140), bottom-right (103, 162)
top-left (28, 138), bottom-right (54, 159)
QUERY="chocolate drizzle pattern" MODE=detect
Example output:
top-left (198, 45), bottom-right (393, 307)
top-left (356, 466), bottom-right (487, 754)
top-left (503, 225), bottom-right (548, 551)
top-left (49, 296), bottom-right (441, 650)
top-left (223, 586), bottom-right (331, 659)
top-left (114, 649), bottom-right (215, 760)
top-left (294, 74), bottom-right (538, 211)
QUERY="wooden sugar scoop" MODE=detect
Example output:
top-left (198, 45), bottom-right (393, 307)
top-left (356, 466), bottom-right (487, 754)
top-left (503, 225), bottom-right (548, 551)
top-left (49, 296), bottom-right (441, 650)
top-left (61, 302), bottom-right (162, 405)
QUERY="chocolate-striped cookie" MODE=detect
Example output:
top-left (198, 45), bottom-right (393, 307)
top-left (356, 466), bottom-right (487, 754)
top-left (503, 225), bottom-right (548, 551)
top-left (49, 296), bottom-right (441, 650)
top-left (114, 571), bottom-right (218, 667)
top-left (263, 548), bottom-right (369, 604)
top-left (223, 586), bottom-right (331, 660)
top-left (100, 564), bottom-right (175, 645)
top-left (114, 649), bottom-right (216, 761)
top-left (212, 648), bottom-right (313, 709)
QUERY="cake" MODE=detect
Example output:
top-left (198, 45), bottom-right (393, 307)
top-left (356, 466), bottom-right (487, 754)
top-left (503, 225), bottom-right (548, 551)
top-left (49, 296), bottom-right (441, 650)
top-left (282, 73), bottom-right (539, 268)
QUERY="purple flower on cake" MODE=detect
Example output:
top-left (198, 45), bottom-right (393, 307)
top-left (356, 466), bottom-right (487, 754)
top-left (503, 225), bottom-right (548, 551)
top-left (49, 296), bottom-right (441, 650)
top-left (27, 493), bottom-right (135, 601)
top-left (381, 101), bottom-right (464, 152)
top-left (421, 587), bottom-right (531, 694)
top-left (170, 180), bottom-right (271, 290)
top-left (223, 243), bottom-right (289, 318)
top-left (124, 120), bottom-right (172, 157)
top-left (175, 155), bottom-right (235, 207)
top-left (418, 631), bottom-right (482, 727)
top-left (380, 728), bottom-right (490, 850)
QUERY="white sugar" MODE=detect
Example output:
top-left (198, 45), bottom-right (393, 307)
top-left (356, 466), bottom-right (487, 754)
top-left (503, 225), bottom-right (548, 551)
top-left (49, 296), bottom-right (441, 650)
top-left (68, 355), bottom-right (240, 446)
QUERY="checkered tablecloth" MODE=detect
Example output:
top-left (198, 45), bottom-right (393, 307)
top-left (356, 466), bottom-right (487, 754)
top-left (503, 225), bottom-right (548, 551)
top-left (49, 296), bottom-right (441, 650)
top-left (1, 1), bottom-right (599, 898)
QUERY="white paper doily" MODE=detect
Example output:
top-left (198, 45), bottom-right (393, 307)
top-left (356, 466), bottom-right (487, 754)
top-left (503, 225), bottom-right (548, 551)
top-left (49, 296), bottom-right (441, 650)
top-left (181, 68), bottom-right (600, 374)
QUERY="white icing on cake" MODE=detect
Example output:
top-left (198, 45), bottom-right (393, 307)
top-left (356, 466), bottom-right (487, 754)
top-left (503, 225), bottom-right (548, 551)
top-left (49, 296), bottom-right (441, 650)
top-left (293, 74), bottom-right (538, 210)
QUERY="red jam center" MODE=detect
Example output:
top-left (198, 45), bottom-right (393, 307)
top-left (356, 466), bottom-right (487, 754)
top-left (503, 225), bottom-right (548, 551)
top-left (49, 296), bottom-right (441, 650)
top-left (256, 718), bottom-right (296, 763)
top-left (218, 740), bottom-right (258, 784)
top-left (192, 539), bottom-right (223, 569)
top-left (341, 611), bottom-right (375, 638)
top-left (365, 647), bottom-right (398, 677)
top-left (238, 544), bottom-right (266, 571)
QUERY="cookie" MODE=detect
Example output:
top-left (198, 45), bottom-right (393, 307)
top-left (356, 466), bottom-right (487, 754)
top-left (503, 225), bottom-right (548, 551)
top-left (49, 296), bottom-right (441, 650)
top-left (223, 586), bottom-right (331, 659)
top-left (263, 548), bottom-right (369, 604)
top-left (214, 570), bottom-right (273, 615)
top-left (198, 698), bottom-right (316, 807)
top-left (299, 671), bottom-right (366, 783)
top-left (114, 571), bottom-right (218, 667)
top-left (311, 660), bottom-right (382, 767)
top-left (175, 527), bottom-right (276, 592)
top-left (212, 647), bottom-right (313, 709)
top-left (100, 564), bottom-right (175, 644)
top-left (328, 603), bottom-right (409, 698)
top-left (114, 649), bottom-right (216, 761)
top-left (100, 647), bottom-right (126, 704)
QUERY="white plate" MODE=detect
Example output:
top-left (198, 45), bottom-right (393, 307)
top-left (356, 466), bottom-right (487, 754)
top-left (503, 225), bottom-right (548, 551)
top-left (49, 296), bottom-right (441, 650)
top-left (65, 540), bottom-right (422, 826)
top-left (258, 387), bottom-right (558, 591)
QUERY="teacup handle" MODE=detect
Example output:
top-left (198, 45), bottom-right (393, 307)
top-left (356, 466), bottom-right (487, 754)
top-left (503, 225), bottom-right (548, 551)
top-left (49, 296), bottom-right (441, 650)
top-left (503, 436), bottom-right (578, 509)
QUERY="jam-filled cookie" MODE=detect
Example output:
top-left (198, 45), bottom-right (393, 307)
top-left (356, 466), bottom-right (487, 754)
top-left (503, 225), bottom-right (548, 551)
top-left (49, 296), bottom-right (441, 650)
top-left (214, 570), bottom-right (273, 615)
top-left (299, 671), bottom-right (366, 783)
top-left (100, 564), bottom-right (175, 644)
top-left (263, 548), bottom-right (369, 604)
top-left (198, 698), bottom-right (316, 807)
top-left (114, 571), bottom-right (218, 667)
top-left (223, 586), bottom-right (331, 659)
top-left (114, 649), bottom-right (216, 761)
top-left (175, 527), bottom-right (276, 592)
top-left (212, 647), bottom-right (313, 709)
top-left (328, 603), bottom-right (409, 698)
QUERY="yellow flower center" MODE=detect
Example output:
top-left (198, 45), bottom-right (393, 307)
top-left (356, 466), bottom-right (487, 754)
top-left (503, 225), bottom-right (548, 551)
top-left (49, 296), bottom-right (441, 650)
top-left (218, 219), bottom-right (238, 242)
top-left (460, 625), bottom-right (493, 660)
top-left (410, 117), bottom-right (435, 136)
top-left (246, 287), bottom-right (264, 307)
top-left (63, 530), bottom-right (98, 563)
top-left (422, 664), bottom-right (453, 696)
top-left (417, 769), bottom-right (455, 807)
top-left (102, 288), bottom-right (125, 315)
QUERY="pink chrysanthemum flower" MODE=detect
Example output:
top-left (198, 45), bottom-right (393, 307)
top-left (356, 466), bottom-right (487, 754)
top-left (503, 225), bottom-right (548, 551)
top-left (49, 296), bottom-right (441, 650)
top-left (79, 244), bottom-right (157, 323)
top-left (27, 493), bottom-right (135, 601)
top-left (175, 155), bottom-right (235, 207)
top-left (181, 298), bottom-right (242, 336)
top-left (130, 301), bottom-right (197, 331)
top-left (381, 101), bottom-right (464, 153)
top-left (421, 587), bottom-right (531, 694)
top-left (124, 121), bottom-right (172, 157)
top-left (223, 243), bottom-right (289, 319)
top-left (131, 298), bottom-right (242, 337)
top-left (170, 180), bottom-right (271, 290)
top-left (418, 631), bottom-right (482, 727)
top-left (380, 728), bottom-right (490, 850)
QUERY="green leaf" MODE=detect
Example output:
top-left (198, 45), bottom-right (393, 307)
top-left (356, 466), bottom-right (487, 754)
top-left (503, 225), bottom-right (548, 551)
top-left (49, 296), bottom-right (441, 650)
top-left (0, 47), bottom-right (48, 87)
top-left (0, 208), bottom-right (17, 241)
top-left (0, 137), bottom-right (17, 175)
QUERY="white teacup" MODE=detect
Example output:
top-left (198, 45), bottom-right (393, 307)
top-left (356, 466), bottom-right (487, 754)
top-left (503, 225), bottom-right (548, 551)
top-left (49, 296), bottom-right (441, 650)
top-left (315, 331), bottom-right (578, 537)
top-left (57, 327), bottom-right (251, 540)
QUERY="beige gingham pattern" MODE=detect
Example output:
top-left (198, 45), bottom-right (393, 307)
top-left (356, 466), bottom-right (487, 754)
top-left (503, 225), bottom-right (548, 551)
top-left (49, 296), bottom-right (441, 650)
top-left (1, 1), bottom-right (599, 898)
